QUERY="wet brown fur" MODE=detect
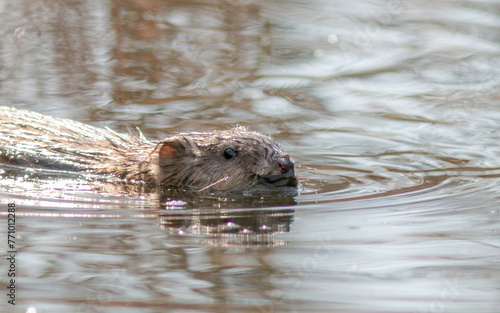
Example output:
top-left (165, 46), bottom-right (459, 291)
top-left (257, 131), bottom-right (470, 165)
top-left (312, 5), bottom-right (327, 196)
top-left (0, 107), bottom-right (297, 191)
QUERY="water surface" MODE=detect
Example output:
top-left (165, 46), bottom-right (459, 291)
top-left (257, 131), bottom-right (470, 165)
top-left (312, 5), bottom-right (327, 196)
top-left (1, 0), bottom-right (499, 312)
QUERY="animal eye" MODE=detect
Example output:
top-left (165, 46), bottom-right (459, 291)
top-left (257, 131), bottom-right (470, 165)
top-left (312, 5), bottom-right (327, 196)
top-left (223, 148), bottom-right (237, 160)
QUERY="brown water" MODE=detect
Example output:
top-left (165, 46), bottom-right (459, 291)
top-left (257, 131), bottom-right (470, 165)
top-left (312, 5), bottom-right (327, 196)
top-left (1, 0), bottom-right (500, 312)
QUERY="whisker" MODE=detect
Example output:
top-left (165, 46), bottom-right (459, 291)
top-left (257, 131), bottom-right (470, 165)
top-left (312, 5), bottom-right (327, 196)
top-left (199, 176), bottom-right (229, 191)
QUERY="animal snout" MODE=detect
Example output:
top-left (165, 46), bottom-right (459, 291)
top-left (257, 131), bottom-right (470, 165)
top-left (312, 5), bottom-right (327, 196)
top-left (278, 156), bottom-right (295, 174)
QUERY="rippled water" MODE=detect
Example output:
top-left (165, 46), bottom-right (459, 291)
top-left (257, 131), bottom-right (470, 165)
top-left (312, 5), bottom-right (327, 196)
top-left (1, 0), bottom-right (499, 312)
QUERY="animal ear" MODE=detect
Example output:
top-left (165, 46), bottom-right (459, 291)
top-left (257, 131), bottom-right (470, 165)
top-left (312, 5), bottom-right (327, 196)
top-left (158, 137), bottom-right (187, 166)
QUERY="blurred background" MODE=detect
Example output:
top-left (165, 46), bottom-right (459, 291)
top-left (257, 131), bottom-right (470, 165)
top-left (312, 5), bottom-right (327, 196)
top-left (0, 0), bottom-right (499, 312)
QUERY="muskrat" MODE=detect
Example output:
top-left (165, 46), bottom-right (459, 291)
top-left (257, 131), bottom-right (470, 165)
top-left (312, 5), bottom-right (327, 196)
top-left (0, 106), bottom-right (298, 192)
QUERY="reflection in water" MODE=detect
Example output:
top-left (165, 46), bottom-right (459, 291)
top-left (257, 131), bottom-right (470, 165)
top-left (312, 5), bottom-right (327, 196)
top-left (1, 0), bottom-right (103, 103)
top-left (7, 211), bottom-right (295, 312)
top-left (110, 0), bottom-right (267, 104)
top-left (1, 165), bottom-right (297, 248)
top-left (2, 0), bottom-right (270, 110)
top-left (160, 208), bottom-right (294, 247)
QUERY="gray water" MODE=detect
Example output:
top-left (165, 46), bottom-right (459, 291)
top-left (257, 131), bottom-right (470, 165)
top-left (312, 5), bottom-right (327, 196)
top-left (0, 0), bottom-right (499, 312)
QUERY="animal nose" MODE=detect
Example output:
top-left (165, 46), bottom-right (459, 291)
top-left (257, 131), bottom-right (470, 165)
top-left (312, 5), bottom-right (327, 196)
top-left (278, 156), bottom-right (295, 173)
